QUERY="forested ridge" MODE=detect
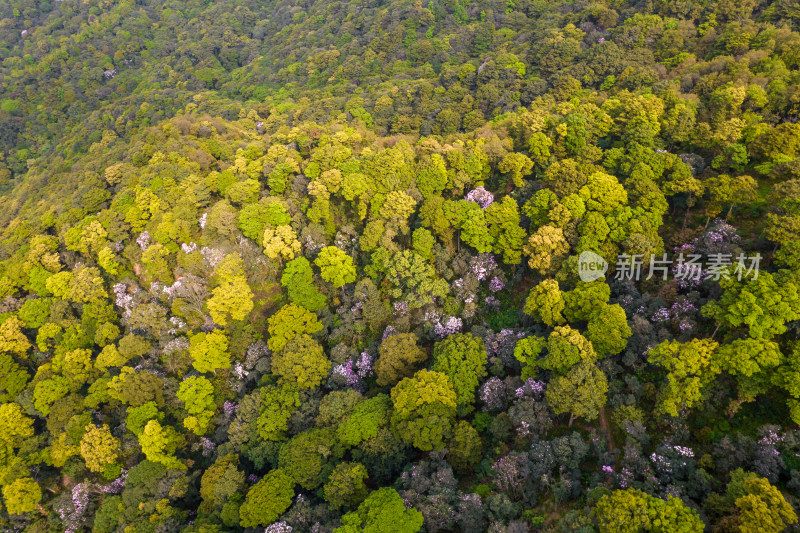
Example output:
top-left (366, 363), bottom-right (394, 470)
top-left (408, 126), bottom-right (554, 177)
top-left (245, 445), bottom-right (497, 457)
top-left (1, 0), bottom-right (800, 531)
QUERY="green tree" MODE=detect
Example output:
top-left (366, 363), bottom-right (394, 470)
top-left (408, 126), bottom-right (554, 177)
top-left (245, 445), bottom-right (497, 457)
top-left (334, 487), bottom-right (423, 533)
top-left (239, 469), bottom-right (295, 528)
top-left (523, 188), bottom-right (564, 229)
top-left (0, 354), bottom-right (28, 402)
top-left (257, 384), bottom-right (301, 441)
top-left (317, 389), bottom-right (363, 427)
top-left (17, 298), bottom-right (52, 329)
top-left (126, 401), bottom-right (162, 437)
top-left (416, 154), bottom-right (448, 199)
top-left (324, 462), bottom-right (369, 510)
top-left (449, 201), bottom-right (494, 253)
top-left (315, 246), bottom-right (357, 287)
top-left (238, 197), bottom-right (293, 241)
top-left (586, 304), bottom-right (632, 357)
top-left (377, 250), bottom-right (448, 308)
top-left (431, 333), bottom-right (488, 415)
top-left (200, 454), bottom-right (245, 513)
top-left (486, 196), bottom-right (525, 265)
top-left (390, 370), bottom-right (457, 451)
top-left (337, 394), bottom-right (392, 447)
top-left (764, 180), bottom-right (800, 266)
top-left (278, 428), bottom-right (340, 490)
top-left (411, 227), bottom-right (435, 261)
top-left (514, 335), bottom-right (547, 380)
top-left (282, 257), bottom-right (327, 312)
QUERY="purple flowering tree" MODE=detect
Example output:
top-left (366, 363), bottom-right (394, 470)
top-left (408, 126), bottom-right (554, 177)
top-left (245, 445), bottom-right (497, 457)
top-left (465, 187), bottom-right (494, 209)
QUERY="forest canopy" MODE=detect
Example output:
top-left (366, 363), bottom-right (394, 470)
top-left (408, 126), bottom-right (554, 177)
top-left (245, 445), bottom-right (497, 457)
top-left (1, 0), bottom-right (800, 531)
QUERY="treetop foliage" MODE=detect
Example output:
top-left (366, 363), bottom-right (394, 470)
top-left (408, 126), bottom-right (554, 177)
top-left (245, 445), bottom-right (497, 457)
top-left (1, 0), bottom-right (800, 529)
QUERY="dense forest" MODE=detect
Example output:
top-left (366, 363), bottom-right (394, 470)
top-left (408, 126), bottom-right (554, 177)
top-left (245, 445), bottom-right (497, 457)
top-left (1, 0), bottom-right (800, 531)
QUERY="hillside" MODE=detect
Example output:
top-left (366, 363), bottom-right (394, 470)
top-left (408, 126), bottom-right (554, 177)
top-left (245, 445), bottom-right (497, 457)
top-left (0, 0), bottom-right (800, 532)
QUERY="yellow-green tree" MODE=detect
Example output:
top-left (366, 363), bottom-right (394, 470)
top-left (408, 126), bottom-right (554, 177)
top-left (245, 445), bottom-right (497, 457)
top-left (267, 303), bottom-right (323, 352)
top-left (239, 469), bottom-right (295, 527)
top-left (498, 152), bottom-right (533, 188)
top-left (177, 376), bottom-right (217, 435)
top-left (730, 472), bottom-right (798, 533)
top-left (189, 331), bottom-right (230, 374)
top-left (390, 369), bottom-right (457, 451)
top-left (524, 279), bottom-right (566, 327)
top-left (523, 225), bottom-right (569, 275)
top-left (80, 424), bottom-right (120, 473)
top-left (0, 402), bottom-right (34, 453)
top-left (2, 477), bottom-right (41, 515)
top-left (593, 488), bottom-right (703, 533)
top-left (648, 338), bottom-right (720, 416)
top-left (546, 361), bottom-right (608, 425)
top-left (541, 326), bottom-right (597, 374)
top-left (263, 225), bottom-right (302, 261)
top-left (586, 304), bottom-right (632, 357)
top-left (207, 253), bottom-right (254, 326)
top-left (140, 420), bottom-right (184, 470)
top-left (315, 246), bottom-right (357, 287)
top-left (0, 316), bottom-right (30, 356)
top-left (703, 174), bottom-right (758, 220)
top-left (271, 334), bottom-right (331, 390)
top-left (375, 333), bottom-right (427, 387)
top-left (257, 384), bottom-right (301, 441)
